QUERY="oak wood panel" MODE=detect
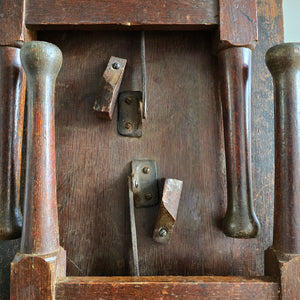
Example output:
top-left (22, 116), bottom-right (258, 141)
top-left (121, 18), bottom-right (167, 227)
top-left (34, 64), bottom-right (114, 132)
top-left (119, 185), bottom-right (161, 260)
top-left (26, 0), bottom-right (218, 30)
top-left (56, 276), bottom-right (279, 300)
top-left (39, 29), bottom-right (260, 277)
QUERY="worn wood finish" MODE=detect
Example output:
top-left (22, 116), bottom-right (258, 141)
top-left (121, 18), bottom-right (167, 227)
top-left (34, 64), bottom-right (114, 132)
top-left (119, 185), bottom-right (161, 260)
top-left (0, 0), bottom-right (285, 299)
top-left (265, 247), bottom-right (300, 300)
top-left (25, 0), bottom-right (218, 30)
top-left (11, 248), bottom-right (66, 300)
top-left (266, 43), bottom-right (300, 254)
top-left (219, 0), bottom-right (258, 48)
top-left (0, 47), bottom-right (25, 240)
top-left (218, 47), bottom-right (260, 238)
top-left (153, 179), bottom-right (183, 244)
top-left (37, 30), bottom-right (260, 277)
top-left (20, 42), bottom-right (62, 255)
top-left (93, 56), bottom-right (127, 120)
top-left (0, 0), bottom-right (35, 46)
top-left (264, 43), bottom-right (300, 299)
top-left (56, 276), bottom-right (279, 300)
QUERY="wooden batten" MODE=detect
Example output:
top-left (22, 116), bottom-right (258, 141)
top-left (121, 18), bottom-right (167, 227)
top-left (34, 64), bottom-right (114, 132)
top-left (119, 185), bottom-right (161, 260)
top-left (56, 276), bottom-right (279, 300)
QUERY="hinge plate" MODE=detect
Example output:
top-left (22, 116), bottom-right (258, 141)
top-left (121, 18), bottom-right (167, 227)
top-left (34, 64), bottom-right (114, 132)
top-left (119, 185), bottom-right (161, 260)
top-left (118, 91), bottom-right (142, 138)
top-left (130, 160), bottom-right (158, 208)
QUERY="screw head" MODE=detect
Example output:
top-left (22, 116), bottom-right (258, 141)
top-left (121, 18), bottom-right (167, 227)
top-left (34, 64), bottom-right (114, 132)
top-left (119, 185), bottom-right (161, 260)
top-left (112, 62), bottom-right (120, 69)
top-left (145, 193), bottom-right (153, 201)
top-left (124, 121), bottom-right (133, 130)
top-left (143, 167), bottom-right (151, 174)
top-left (125, 97), bottom-right (133, 104)
top-left (159, 228), bottom-right (168, 237)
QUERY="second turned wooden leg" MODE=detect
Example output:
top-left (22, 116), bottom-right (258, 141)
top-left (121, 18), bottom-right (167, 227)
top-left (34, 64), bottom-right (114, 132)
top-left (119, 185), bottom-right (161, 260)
top-left (265, 43), bottom-right (300, 300)
top-left (0, 46), bottom-right (25, 240)
top-left (218, 46), bottom-right (260, 239)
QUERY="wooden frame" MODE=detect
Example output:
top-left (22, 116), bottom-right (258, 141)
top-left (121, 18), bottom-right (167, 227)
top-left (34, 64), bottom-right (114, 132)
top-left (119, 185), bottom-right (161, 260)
top-left (1, 0), bottom-right (298, 299)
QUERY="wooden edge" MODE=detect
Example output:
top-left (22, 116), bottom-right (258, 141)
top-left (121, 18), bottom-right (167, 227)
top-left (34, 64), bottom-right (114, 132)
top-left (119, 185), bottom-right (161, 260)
top-left (219, 0), bottom-right (258, 47)
top-left (0, 0), bottom-right (36, 46)
top-left (56, 276), bottom-right (279, 299)
top-left (25, 0), bottom-right (218, 30)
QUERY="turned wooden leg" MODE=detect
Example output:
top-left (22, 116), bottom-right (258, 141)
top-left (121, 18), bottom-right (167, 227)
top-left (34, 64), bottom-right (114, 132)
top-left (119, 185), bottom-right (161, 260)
top-left (218, 46), bottom-right (260, 239)
top-left (265, 43), bottom-right (300, 300)
top-left (11, 41), bottom-right (66, 300)
top-left (0, 46), bottom-right (25, 240)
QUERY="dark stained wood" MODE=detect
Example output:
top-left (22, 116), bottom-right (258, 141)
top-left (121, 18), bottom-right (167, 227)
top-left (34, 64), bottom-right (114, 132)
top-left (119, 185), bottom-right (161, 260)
top-left (37, 30), bottom-right (258, 278)
top-left (11, 255), bottom-right (54, 300)
top-left (265, 247), bottom-right (300, 300)
top-left (25, 0), bottom-right (218, 30)
top-left (44, 30), bottom-right (226, 277)
top-left (56, 276), bottom-right (279, 300)
top-left (0, 0), bottom-right (35, 46)
top-left (264, 43), bottom-right (300, 300)
top-left (219, 0), bottom-right (258, 48)
top-left (0, 47), bottom-right (25, 240)
top-left (218, 47), bottom-right (260, 239)
top-left (0, 0), bottom-right (286, 299)
top-left (20, 42), bottom-right (62, 255)
top-left (266, 43), bottom-right (300, 254)
top-left (10, 248), bottom-right (66, 300)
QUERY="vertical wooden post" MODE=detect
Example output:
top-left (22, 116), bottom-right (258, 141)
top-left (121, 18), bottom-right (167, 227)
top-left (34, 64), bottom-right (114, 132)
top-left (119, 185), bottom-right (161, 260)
top-left (265, 43), bottom-right (300, 300)
top-left (217, 0), bottom-right (260, 239)
top-left (0, 47), bottom-right (25, 240)
top-left (218, 46), bottom-right (260, 238)
top-left (11, 41), bottom-right (66, 300)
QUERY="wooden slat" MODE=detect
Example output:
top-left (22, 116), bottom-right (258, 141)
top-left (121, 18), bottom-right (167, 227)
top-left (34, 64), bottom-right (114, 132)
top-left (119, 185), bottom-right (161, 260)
top-left (56, 276), bottom-right (279, 299)
top-left (0, 0), bottom-right (34, 45)
top-left (25, 0), bottom-right (218, 29)
top-left (219, 0), bottom-right (258, 47)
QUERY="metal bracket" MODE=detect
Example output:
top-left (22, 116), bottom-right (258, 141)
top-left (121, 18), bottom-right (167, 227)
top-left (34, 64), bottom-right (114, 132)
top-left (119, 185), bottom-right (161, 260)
top-left (130, 160), bottom-right (158, 208)
top-left (153, 179), bottom-right (183, 244)
top-left (118, 91), bottom-right (143, 138)
top-left (93, 56), bottom-right (127, 120)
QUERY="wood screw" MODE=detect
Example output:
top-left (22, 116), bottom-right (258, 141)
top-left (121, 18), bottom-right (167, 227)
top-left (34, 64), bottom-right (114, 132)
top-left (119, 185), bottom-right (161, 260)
top-left (125, 121), bottom-right (133, 130)
top-left (112, 62), bottom-right (120, 69)
top-left (125, 97), bottom-right (132, 104)
top-left (143, 167), bottom-right (150, 174)
top-left (145, 193), bottom-right (152, 201)
top-left (159, 228), bottom-right (168, 237)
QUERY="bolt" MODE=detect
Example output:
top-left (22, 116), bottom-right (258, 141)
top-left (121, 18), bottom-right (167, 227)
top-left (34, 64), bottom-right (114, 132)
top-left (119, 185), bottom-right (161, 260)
top-left (159, 228), bottom-right (168, 237)
top-left (145, 193), bottom-right (153, 201)
top-left (112, 62), bottom-right (120, 70)
top-left (143, 167), bottom-right (150, 174)
top-left (124, 121), bottom-right (133, 130)
top-left (125, 97), bottom-right (133, 104)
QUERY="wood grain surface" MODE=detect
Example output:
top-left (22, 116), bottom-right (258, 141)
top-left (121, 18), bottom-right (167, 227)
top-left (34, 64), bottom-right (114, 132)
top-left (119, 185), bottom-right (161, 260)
top-left (20, 42), bottom-right (62, 255)
top-left (219, 0), bottom-right (258, 47)
top-left (0, 0), bottom-right (35, 46)
top-left (26, 0), bottom-right (218, 30)
top-left (0, 0), bottom-right (284, 298)
top-left (38, 27), bottom-right (276, 277)
top-left (56, 276), bottom-right (279, 300)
